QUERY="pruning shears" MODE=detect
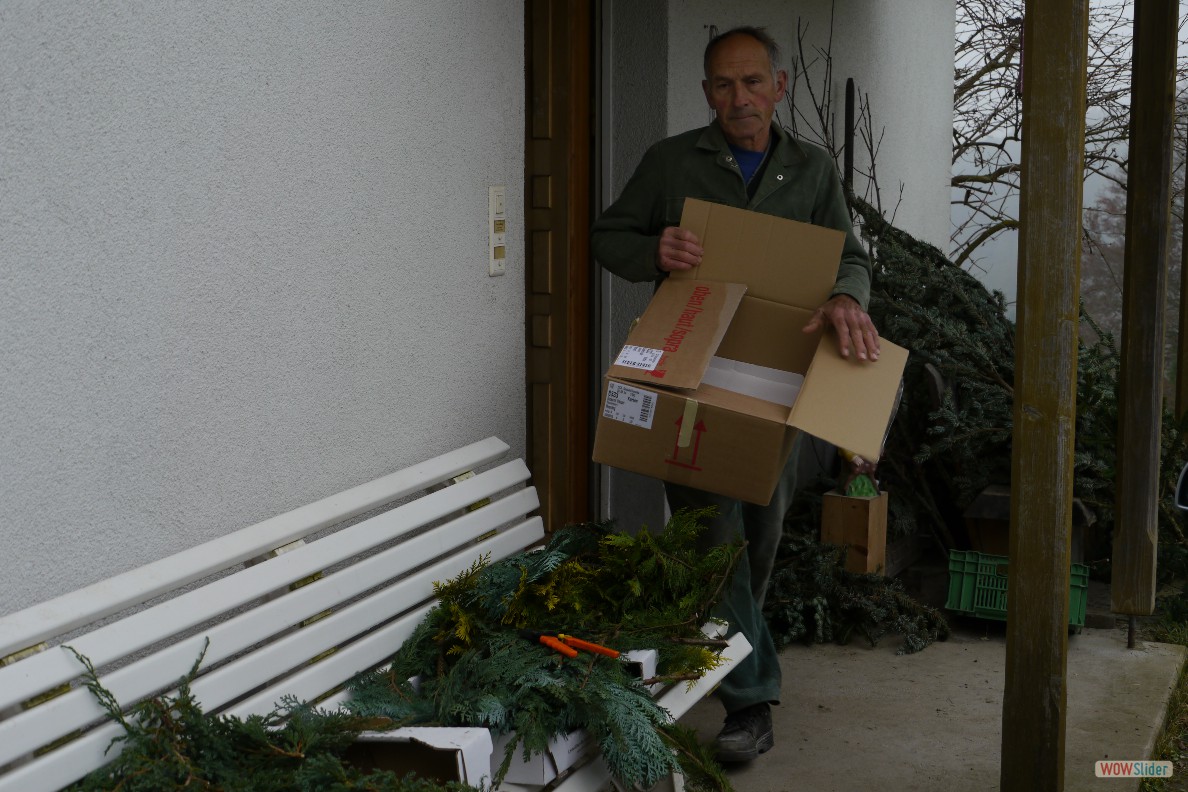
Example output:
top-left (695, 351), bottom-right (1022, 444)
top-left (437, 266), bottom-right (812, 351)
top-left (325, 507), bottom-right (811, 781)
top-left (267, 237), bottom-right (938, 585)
top-left (519, 630), bottom-right (620, 660)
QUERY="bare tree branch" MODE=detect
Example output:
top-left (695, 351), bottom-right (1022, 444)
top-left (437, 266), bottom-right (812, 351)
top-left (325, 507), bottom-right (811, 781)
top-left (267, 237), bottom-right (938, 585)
top-left (948, 0), bottom-right (1188, 267)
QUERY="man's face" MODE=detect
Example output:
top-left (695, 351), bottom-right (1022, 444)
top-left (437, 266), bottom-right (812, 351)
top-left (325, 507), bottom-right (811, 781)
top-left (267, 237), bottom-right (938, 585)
top-left (702, 34), bottom-right (787, 152)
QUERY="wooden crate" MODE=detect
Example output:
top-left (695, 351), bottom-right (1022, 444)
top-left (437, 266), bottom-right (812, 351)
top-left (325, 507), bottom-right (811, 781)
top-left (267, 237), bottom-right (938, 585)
top-left (821, 490), bottom-right (889, 575)
top-left (962, 484), bottom-right (1090, 564)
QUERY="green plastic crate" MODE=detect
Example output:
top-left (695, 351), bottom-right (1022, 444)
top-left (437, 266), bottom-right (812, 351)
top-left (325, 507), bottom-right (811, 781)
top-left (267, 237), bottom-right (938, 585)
top-left (945, 550), bottom-right (1088, 629)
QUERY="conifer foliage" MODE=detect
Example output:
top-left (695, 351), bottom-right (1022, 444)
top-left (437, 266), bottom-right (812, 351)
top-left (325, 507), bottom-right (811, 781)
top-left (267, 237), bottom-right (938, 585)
top-left (764, 530), bottom-right (951, 655)
top-left (846, 197), bottom-right (1188, 579)
top-left (66, 647), bottom-right (478, 792)
top-left (66, 511), bottom-right (739, 791)
top-left (855, 198), bottom-right (1016, 547)
top-left (348, 511), bottom-right (741, 791)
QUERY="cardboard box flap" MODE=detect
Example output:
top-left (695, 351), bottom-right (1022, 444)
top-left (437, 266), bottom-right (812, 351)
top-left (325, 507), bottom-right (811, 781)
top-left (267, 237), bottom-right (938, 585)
top-left (676, 198), bottom-right (844, 309)
top-left (608, 279), bottom-right (747, 390)
top-left (716, 295), bottom-right (818, 374)
top-left (787, 338), bottom-right (909, 461)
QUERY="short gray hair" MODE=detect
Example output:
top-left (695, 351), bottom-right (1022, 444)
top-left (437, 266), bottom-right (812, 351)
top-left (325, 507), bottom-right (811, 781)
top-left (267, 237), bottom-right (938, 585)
top-left (703, 26), bottom-right (781, 79)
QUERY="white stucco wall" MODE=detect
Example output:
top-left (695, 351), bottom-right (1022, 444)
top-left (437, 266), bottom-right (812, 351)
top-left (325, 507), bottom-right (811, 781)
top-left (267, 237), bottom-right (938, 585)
top-left (664, 0), bottom-right (955, 249)
top-left (0, 3), bottom-right (525, 615)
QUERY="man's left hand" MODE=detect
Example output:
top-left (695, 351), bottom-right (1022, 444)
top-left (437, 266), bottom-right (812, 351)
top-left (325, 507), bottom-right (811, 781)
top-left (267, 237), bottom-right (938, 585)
top-left (802, 295), bottom-right (881, 362)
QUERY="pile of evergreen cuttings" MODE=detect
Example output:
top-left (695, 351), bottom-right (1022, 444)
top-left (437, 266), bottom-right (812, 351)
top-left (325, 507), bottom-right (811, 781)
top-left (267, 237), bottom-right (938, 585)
top-left (68, 509), bottom-right (744, 792)
top-left (764, 196), bottom-right (1188, 654)
top-left (765, 194), bottom-right (1188, 654)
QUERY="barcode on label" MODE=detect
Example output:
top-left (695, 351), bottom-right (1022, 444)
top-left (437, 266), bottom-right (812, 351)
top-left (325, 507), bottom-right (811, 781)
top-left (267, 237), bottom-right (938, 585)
top-left (603, 382), bottom-right (657, 430)
top-left (638, 394), bottom-right (653, 424)
top-left (614, 345), bottom-right (664, 372)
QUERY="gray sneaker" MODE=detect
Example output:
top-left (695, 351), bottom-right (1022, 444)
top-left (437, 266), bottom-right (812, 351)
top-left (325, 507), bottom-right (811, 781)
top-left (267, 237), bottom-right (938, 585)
top-left (714, 702), bottom-right (774, 762)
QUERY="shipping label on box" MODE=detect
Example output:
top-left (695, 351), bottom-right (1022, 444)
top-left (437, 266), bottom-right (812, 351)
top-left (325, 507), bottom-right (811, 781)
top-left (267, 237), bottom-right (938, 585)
top-left (593, 198), bottom-right (909, 506)
top-left (602, 381), bottom-right (658, 429)
top-left (605, 279), bottom-right (747, 388)
top-left (595, 375), bottom-right (797, 504)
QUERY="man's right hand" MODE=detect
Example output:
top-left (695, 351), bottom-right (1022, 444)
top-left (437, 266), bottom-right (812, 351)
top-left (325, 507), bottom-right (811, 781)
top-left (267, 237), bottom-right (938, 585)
top-left (656, 226), bottom-right (703, 272)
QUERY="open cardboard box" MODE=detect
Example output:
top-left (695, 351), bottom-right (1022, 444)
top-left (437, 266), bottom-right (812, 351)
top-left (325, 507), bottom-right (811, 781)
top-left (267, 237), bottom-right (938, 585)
top-left (347, 727), bottom-right (493, 787)
top-left (593, 198), bottom-right (909, 505)
top-left (491, 728), bottom-right (598, 785)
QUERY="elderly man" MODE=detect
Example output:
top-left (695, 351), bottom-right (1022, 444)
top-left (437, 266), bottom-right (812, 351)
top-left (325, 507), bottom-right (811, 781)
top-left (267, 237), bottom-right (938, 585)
top-left (591, 26), bottom-right (879, 762)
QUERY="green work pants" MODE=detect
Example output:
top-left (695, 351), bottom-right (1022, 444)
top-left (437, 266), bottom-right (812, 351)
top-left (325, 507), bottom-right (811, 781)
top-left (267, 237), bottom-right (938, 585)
top-left (664, 436), bottom-right (801, 713)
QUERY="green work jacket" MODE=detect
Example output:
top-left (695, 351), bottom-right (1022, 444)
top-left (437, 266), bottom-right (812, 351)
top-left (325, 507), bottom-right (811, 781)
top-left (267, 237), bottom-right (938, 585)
top-left (591, 122), bottom-right (872, 310)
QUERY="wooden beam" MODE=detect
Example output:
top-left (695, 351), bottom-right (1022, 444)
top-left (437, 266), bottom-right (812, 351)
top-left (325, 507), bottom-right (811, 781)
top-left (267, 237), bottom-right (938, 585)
top-left (1179, 156), bottom-right (1188, 418)
top-left (1001, 2), bottom-right (1087, 790)
top-left (1180, 41), bottom-right (1188, 426)
top-left (1112, 0), bottom-right (1179, 616)
top-left (525, 0), bottom-right (596, 530)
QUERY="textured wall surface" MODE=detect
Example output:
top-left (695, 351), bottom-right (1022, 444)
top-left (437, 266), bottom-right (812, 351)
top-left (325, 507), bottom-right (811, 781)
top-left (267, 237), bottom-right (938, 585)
top-left (666, 0), bottom-right (955, 249)
top-left (0, 2), bottom-right (525, 614)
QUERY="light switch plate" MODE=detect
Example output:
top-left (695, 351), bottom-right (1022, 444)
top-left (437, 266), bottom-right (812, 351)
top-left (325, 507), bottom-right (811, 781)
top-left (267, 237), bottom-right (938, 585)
top-left (489, 186), bottom-right (506, 277)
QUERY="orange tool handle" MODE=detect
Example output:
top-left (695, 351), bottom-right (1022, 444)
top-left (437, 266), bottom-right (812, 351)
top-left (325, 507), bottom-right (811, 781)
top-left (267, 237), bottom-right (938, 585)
top-left (540, 635), bottom-right (578, 658)
top-left (559, 634), bottom-right (620, 659)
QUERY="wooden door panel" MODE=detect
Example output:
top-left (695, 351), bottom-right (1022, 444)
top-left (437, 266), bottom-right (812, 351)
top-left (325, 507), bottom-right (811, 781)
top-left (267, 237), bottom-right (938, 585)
top-left (525, 0), bottom-right (593, 530)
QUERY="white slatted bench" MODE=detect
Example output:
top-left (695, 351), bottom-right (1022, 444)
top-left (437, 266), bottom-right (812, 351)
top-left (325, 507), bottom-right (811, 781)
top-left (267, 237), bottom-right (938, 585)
top-left (0, 437), bottom-right (751, 792)
top-left (0, 438), bottom-right (540, 791)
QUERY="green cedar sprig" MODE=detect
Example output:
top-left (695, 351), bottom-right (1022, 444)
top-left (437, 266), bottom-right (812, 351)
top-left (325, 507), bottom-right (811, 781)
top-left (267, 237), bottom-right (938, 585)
top-left (659, 724), bottom-right (734, 792)
top-left (64, 643), bottom-right (481, 792)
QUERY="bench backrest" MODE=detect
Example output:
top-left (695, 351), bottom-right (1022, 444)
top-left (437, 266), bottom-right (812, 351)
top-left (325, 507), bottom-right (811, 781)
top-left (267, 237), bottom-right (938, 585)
top-left (0, 437), bottom-right (543, 792)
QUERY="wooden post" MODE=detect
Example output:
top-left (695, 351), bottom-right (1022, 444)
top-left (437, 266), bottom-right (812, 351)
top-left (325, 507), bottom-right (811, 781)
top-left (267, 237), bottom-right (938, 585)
top-left (1179, 158), bottom-right (1188, 419)
top-left (1112, 0), bottom-right (1179, 616)
top-left (1001, 3), bottom-right (1087, 790)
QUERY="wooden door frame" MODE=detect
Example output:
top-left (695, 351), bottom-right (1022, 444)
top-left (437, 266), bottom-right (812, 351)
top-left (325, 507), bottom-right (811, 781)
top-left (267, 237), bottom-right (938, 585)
top-left (525, 0), bottom-right (597, 531)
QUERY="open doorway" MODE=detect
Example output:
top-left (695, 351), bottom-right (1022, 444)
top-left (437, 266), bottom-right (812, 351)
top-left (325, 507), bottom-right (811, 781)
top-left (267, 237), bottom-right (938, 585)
top-left (591, 2), bottom-right (671, 533)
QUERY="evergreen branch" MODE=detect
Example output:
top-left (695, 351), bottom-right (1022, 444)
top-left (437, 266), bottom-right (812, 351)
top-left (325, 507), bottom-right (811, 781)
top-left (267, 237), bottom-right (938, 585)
top-left (64, 644), bottom-right (135, 734)
top-left (347, 512), bottom-right (739, 790)
top-left (65, 643), bottom-right (482, 791)
top-left (660, 724), bottom-right (734, 792)
top-left (703, 542), bottom-right (747, 621)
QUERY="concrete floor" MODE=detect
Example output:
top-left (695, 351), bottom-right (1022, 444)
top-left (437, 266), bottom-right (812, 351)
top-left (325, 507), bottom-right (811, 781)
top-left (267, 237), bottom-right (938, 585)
top-left (679, 616), bottom-right (1186, 792)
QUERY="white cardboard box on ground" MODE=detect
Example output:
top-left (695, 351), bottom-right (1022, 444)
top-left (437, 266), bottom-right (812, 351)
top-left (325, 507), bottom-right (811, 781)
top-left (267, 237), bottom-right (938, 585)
top-left (490, 647), bottom-right (660, 784)
top-left (349, 727), bottom-right (493, 787)
top-left (355, 650), bottom-right (661, 788)
top-left (492, 727), bottom-right (599, 785)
